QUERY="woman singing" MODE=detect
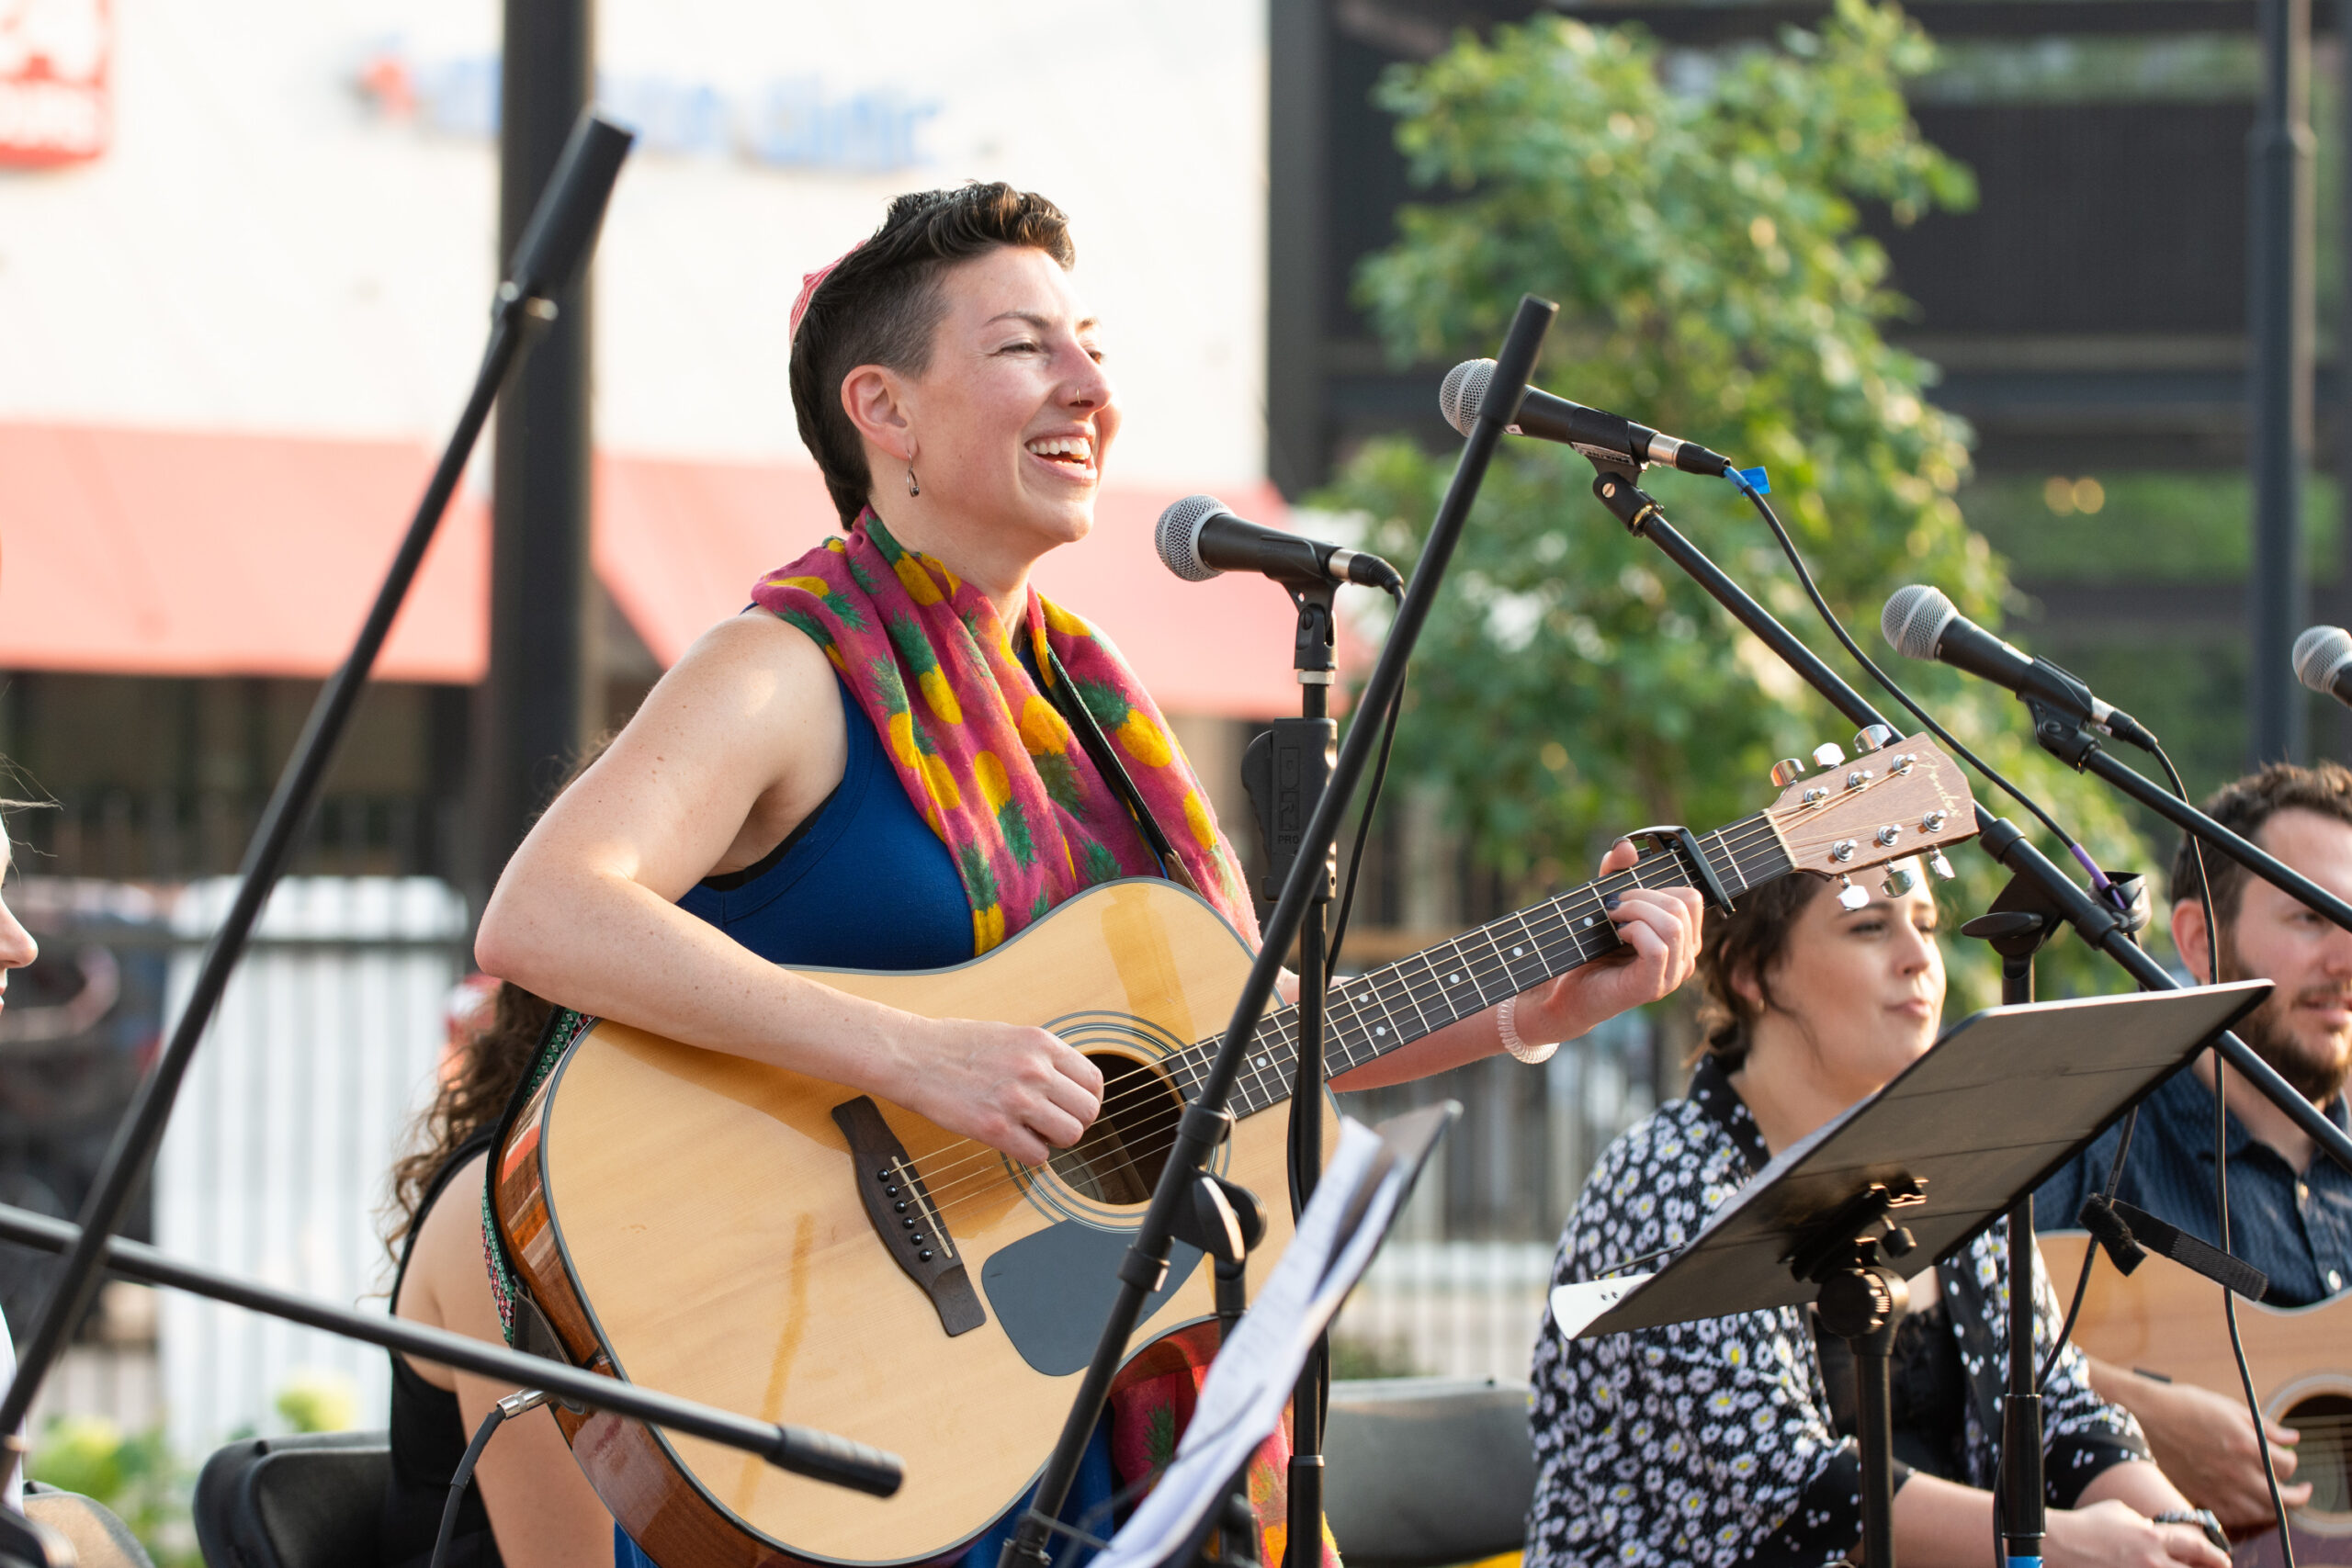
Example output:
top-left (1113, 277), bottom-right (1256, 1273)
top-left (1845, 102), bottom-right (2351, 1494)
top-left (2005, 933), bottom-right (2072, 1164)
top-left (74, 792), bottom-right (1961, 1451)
top-left (465, 183), bottom-right (1706, 1566)
top-left (1527, 868), bottom-right (2230, 1568)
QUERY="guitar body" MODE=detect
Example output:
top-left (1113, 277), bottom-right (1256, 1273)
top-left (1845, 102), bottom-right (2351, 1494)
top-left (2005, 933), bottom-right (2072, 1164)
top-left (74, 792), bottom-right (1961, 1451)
top-left (493, 878), bottom-right (1326, 1568)
top-left (2041, 1233), bottom-right (2352, 1563)
top-left (484, 733), bottom-right (1984, 1568)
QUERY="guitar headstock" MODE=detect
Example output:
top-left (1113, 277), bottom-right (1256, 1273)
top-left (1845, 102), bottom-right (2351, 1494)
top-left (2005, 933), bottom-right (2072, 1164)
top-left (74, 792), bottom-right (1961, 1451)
top-left (1764, 728), bottom-right (1979, 904)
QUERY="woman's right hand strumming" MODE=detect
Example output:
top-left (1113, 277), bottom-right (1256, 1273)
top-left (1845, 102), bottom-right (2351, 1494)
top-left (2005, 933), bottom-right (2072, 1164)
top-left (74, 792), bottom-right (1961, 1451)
top-left (894, 1016), bottom-right (1103, 1166)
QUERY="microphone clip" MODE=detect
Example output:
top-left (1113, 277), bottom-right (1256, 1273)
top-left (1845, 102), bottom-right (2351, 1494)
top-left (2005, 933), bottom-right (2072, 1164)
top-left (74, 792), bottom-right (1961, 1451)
top-left (2026, 696), bottom-right (2106, 772)
top-left (1589, 463), bottom-right (1663, 535)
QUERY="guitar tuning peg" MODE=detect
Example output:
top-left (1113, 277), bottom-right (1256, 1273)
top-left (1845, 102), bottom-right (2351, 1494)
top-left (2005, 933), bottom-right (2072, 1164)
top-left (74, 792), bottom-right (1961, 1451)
top-left (1928, 849), bottom-right (1957, 881)
top-left (1881, 863), bottom-right (1917, 897)
top-left (1812, 741), bottom-right (1847, 768)
top-left (1835, 874), bottom-right (1869, 911)
top-left (1852, 723), bottom-right (1894, 754)
top-left (1770, 757), bottom-right (1806, 788)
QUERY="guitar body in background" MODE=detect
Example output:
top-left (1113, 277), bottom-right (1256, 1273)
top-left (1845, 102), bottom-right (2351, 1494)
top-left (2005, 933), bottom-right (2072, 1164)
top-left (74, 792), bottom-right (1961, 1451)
top-left (2042, 1232), bottom-right (2352, 1565)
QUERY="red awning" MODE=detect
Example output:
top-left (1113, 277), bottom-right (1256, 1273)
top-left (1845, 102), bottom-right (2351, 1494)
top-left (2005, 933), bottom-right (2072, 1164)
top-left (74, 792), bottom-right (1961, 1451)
top-left (0, 422), bottom-right (487, 682)
top-left (0, 421), bottom-right (1306, 717)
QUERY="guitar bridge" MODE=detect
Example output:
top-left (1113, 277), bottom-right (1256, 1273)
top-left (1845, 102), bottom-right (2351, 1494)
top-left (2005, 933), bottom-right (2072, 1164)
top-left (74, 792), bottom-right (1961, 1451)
top-left (831, 1097), bottom-right (987, 1337)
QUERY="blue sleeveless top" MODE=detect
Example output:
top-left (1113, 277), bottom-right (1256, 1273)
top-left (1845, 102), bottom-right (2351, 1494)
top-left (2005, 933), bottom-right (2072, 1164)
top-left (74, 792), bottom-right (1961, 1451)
top-left (666, 661), bottom-right (1116, 1568)
top-left (677, 675), bottom-right (972, 970)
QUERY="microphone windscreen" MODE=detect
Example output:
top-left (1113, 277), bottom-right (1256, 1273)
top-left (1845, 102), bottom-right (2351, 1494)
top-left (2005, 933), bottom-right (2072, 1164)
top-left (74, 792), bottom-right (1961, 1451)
top-left (1882, 584), bottom-right (1960, 661)
top-left (2293, 625), bottom-right (2352, 694)
top-left (1439, 359), bottom-right (1495, 438)
top-left (1155, 494), bottom-right (1229, 582)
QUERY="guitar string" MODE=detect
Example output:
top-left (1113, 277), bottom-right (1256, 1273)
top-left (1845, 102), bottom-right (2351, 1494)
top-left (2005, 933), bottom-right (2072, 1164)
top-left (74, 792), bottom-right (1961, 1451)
top-left (883, 819), bottom-right (1797, 1222)
top-left (888, 807), bottom-right (1833, 1222)
top-left (891, 804), bottom-right (1872, 1220)
top-left (892, 800), bottom-right (1883, 1221)
top-left (882, 763), bottom-right (1954, 1219)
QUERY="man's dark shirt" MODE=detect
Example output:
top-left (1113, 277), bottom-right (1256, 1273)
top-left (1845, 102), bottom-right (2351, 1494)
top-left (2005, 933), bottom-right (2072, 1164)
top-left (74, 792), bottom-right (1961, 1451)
top-left (2034, 1065), bottom-right (2352, 1306)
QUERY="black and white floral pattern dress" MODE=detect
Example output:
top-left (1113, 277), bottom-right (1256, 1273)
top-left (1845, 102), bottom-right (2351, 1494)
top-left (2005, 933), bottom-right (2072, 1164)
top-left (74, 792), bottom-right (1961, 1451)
top-left (1526, 1058), bottom-right (2146, 1568)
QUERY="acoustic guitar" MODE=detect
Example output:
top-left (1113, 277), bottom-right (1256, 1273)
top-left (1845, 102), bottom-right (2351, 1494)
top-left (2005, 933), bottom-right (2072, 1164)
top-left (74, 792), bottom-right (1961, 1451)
top-left (2041, 1233), bottom-right (2352, 1565)
top-left (492, 733), bottom-right (1977, 1568)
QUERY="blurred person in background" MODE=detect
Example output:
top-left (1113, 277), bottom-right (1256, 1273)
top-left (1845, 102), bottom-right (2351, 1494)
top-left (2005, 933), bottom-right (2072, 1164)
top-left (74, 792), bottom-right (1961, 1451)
top-left (1530, 868), bottom-right (2229, 1568)
top-left (0, 808), bottom-right (40, 1519)
top-left (2035, 762), bottom-right (2352, 1535)
top-left (474, 181), bottom-right (1704, 1567)
top-left (381, 978), bottom-right (606, 1568)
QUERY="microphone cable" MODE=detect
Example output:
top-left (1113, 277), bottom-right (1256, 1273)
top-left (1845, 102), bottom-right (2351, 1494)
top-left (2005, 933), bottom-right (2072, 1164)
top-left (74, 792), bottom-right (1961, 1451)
top-left (1724, 478), bottom-right (2120, 898)
top-left (427, 1388), bottom-right (548, 1568)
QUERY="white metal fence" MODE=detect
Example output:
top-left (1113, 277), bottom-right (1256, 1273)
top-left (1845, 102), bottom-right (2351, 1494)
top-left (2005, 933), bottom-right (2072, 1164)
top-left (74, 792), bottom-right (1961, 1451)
top-left (154, 876), bottom-right (462, 1460)
top-left (1330, 1014), bottom-right (1658, 1384)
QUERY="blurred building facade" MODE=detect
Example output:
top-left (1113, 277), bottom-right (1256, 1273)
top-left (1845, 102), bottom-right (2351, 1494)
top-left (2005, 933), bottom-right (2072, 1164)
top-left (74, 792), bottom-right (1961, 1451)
top-left (0, 0), bottom-right (1310, 1445)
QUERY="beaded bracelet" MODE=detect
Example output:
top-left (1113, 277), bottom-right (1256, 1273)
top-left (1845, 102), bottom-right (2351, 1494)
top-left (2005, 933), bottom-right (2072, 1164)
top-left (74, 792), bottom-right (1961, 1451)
top-left (1498, 996), bottom-right (1559, 1066)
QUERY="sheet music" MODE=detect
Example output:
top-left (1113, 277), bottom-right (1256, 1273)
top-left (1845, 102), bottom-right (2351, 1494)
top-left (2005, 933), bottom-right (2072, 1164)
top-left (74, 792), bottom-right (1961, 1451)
top-left (1549, 1271), bottom-right (1655, 1338)
top-left (1089, 1118), bottom-right (1406, 1568)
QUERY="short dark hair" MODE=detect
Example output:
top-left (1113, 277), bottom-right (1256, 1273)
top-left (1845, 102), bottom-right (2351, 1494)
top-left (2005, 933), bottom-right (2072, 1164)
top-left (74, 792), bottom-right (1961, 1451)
top-left (1690, 872), bottom-right (1832, 1071)
top-left (2172, 761), bottom-right (2352, 932)
top-left (788, 183), bottom-right (1076, 524)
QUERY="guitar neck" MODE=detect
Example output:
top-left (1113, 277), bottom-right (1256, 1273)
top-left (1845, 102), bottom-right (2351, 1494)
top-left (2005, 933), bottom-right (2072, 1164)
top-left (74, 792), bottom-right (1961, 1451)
top-left (1170, 812), bottom-right (1795, 1117)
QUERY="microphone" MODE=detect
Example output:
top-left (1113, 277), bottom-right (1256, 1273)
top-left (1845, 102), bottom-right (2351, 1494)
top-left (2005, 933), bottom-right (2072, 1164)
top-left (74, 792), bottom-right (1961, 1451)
top-left (1440, 359), bottom-right (1735, 477)
top-left (1155, 495), bottom-right (1404, 592)
top-left (2295, 626), bottom-right (2352, 707)
top-left (1882, 585), bottom-right (2157, 751)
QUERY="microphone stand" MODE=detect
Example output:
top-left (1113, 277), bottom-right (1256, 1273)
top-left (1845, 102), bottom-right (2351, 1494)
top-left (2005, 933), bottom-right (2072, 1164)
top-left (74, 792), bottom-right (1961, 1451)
top-left (995, 292), bottom-right (1563, 1568)
top-left (0, 1201), bottom-right (901, 1495)
top-left (0, 111), bottom-right (639, 1491)
top-left (1241, 578), bottom-right (1340, 1568)
top-left (1959, 874), bottom-right (2128, 1568)
top-left (2028, 712), bottom-right (2352, 933)
top-left (1577, 463), bottom-right (2352, 1174)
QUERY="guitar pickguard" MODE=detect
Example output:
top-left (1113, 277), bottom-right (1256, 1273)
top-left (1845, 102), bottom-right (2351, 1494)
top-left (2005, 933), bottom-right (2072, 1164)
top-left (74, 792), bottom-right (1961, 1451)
top-left (982, 1223), bottom-right (1203, 1375)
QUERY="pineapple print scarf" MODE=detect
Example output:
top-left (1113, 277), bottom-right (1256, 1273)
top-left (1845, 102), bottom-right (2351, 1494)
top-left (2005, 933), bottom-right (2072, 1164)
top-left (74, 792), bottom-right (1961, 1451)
top-left (751, 510), bottom-right (1259, 953)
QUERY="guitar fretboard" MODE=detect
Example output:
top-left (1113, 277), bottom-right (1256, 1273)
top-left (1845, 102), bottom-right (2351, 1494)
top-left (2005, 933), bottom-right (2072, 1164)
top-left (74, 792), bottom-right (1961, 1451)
top-left (1165, 811), bottom-right (1795, 1116)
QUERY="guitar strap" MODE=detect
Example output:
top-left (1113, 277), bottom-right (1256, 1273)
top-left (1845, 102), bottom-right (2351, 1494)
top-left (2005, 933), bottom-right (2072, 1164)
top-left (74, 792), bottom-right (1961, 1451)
top-left (1041, 646), bottom-right (1206, 903)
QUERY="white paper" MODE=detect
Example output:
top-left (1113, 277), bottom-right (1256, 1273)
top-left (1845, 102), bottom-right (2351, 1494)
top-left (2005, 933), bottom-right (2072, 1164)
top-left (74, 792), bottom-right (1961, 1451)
top-left (1548, 1271), bottom-right (1656, 1339)
top-left (1091, 1119), bottom-right (1408, 1568)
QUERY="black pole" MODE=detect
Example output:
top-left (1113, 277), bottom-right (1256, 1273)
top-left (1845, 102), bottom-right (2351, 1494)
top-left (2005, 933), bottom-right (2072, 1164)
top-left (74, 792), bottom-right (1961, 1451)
top-left (2000, 954), bottom-right (2046, 1567)
top-left (1283, 595), bottom-right (1337, 1568)
top-left (1815, 1267), bottom-right (1907, 1568)
top-left (1599, 490), bottom-right (2352, 1177)
top-left (997, 294), bottom-right (1560, 1568)
top-left (0, 1201), bottom-right (899, 1495)
top-left (2248, 0), bottom-right (2314, 764)
top-left (1265, 0), bottom-right (1329, 500)
top-left (1852, 1316), bottom-right (1901, 1568)
top-left (2338, 0), bottom-right (2352, 763)
top-left (0, 111), bottom-right (635, 1485)
top-left (481, 0), bottom-right (600, 903)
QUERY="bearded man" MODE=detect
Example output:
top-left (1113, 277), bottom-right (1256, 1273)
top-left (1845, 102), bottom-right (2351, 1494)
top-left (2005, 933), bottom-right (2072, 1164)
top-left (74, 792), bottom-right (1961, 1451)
top-left (2035, 761), bottom-right (2352, 1534)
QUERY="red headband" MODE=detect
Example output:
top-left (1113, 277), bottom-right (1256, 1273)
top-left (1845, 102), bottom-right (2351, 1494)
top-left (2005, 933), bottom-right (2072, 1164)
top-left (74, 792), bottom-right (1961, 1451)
top-left (789, 243), bottom-right (860, 342)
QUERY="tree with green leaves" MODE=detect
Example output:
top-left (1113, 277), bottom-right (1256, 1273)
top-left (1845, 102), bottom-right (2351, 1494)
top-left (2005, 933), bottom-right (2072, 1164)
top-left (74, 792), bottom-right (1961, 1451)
top-left (1322, 0), bottom-right (2152, 1016)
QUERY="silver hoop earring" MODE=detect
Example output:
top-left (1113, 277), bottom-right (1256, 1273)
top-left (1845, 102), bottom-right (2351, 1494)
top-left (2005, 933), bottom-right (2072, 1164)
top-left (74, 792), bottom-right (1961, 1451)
top-left (906, 463), bottom-right (921, 498)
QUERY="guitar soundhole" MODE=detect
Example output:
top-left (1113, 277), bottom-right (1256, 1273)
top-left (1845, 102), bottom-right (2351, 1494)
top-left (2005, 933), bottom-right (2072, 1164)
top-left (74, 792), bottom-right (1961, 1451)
top-left (1047, 1054), bottom-right (1184, 1206)
top-left (2282, 1391), bottom-right (2352, 1517)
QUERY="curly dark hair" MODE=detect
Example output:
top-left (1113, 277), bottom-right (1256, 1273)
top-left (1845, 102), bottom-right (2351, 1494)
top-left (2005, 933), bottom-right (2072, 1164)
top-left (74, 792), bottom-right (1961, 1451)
top-left (381, 731), bottom-right (618, 1261)
top-left (382, 980), bottom-right (551, 1260)
top-left (1690, 873), bottom-right (1833, 1071)
top-left (789, 183), bottom-right (1077, 524)
top-left (2171, 761), bottom-right (2352, 935)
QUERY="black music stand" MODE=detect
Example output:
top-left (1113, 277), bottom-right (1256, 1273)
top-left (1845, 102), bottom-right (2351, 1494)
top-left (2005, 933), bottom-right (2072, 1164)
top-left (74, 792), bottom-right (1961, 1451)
top-left (1553, 982), bottom-right (2270, 1568)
